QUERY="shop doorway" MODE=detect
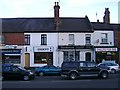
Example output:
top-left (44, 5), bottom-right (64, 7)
top-left (86, 52), bottom-right (91, 61)
top-left (25, 53), bottom-right (30, 68)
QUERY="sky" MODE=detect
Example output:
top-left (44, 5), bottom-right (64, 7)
top-left (0, 0), bottom-right (119, 23)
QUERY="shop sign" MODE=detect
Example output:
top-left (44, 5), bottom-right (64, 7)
top-left (34, 46), bottom-right (54, 52)
top-left (96, 48), bottom-right (118, 52)
top-left (2, 49), bottom-right (21, 54)
top-left (58, 45), bottom-right (94, 49)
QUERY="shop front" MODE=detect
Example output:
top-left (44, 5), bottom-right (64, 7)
top-left (58, 45), bottom-right (94, 62)
top-left (2, 49), bottom-right (22, 64)
top-left (95, 47), bottom-right (118, 64)
top-left (33, 46), bottom-right (54, 65)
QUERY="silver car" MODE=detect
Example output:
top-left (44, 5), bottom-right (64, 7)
top-left (98, 62), bottom-right (120, 74)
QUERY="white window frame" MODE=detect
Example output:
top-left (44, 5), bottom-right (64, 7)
top-left (101, 33), bottom-right (108, 43)
top-left (85, 34), bottom-right (91, 45)
top-left (69, 34), bottom-right (74, 45)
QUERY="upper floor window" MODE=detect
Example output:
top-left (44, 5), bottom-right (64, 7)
top-left (0, 35), bottom-right (5, 45)
top-left (41, 34), bottom-right (47, 45)
top-left (101, 33), bottom-right (108, 44)
top-left (25, 34), bottom-right (30, 45)
top-left (69, 34), bottom-right (74, 45)
top-left (85, 34), bottom-right (91, 45)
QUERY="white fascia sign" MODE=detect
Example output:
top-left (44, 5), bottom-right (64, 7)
top-left (33, 46), bottom-right (54, 52)
top-left (95, 48), bottom-right (118, 52)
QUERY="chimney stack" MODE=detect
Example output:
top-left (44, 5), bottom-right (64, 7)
top-left (54, 2), bottom-right (60, 24)
top-left (103, 8), bottom-right (110, 24)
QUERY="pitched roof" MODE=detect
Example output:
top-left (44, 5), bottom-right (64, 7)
top-left (59, 16), bottom-right (93, 32)
top-left (2, 18), bottom-right (55, 33)
top-left (91, 22), bottom-right (114, 30)
top-left (2, 16), bottom-right (93, 33)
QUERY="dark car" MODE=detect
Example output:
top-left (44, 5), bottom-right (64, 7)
top-left (35, 65), bottom-right (61, 76)
top-left (61, 61), bottom-right (110, 80)
top-left (2, 64), bottom-right (35, 81)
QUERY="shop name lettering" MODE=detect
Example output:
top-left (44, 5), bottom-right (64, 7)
top-left (2, 50), bottom-right (21, 53)
top-left (97, 48), bottom-right (117, 51)
top-left (37, 48), bottom-right (50, 51)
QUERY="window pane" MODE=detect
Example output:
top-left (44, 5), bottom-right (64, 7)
top-left (25, 35), bottom-right (30, 45)
top-left (101, 33), bottom-right (108, 43)
top-left (64, 51), bottom-right (68, 61)
top-left (41, 34), bottom-right (47, 45)
top-left (4, 55), bottom-right (21, 64)
top-left (0, 35), bottom-right (5, 44)
top-left (85, 34), bottom-right (91, 44)
top-left (69, 34), bottom-right (74, 45)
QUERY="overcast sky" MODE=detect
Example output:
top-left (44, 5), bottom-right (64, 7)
top-left (0, 0), bottom-right (119, 23)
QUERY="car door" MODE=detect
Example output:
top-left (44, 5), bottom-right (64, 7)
top-left (79, 62), bottom-right (88, 76)
top-left (3, 66), bottom-right (13, 79)
top-left (10, 66), bottom-right (22, 79)
top-left (49, 66), bottom-right (59, 75)
top-left (43, 66), bottom-right (50, 75)
top-left (86, 62), bottom-right (100, 75)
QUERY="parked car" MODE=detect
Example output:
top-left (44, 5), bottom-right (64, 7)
top-left (35, 65), bottom-right (61, 76)
top-left (2, 64), bottom-right (35, 81)
top-left (61, 61), bottom-right (110, 80)
top-left (97, 62), bottom-right (120, 74)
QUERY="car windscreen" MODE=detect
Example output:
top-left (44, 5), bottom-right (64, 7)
top-left (18, 66), bottom-right (26, 71)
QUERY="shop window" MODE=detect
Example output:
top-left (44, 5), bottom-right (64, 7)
top-left (63, 51), bottom-right (79, 61)
top-left (69, 34), bottom-right (74, 45)
top-left (101, 33), bottom-right (108, 44)
top-left (41, 34), bottom-right (47, 45)
top-left (96, 52), bottom-right (117, 64)
top-left (25, 35), bottom-right (30, 45)
top-left (3, 55), bottom-right (21, 64)
top-left (63, 51), bottom-right (68, 61)
top-left (85, 34), bottom-right (91, 45)
top-left (34, 52), bottom-right (53, 64)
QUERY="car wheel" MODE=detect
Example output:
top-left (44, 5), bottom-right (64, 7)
top-left (100, 71), bottom-right (108, 79)
top-left (39, 72), bottom-right (44, 76)
top-left (111, 69), bottom-right (116, 74)
top-left (69, 72), bottom-right (77, 80)
top-left (23, 75), bottom-right (29, 81)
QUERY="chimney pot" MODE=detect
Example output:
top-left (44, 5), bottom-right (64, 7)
top-left (57, 2), bottom-right (59, 5)
top-left (54, 2), bottom-right (60, 23)
top-left (55, 2), bottom-right (56, 6)
top-left (103, 7), bottom-right (110, 24)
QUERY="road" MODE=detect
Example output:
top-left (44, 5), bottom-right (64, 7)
top-left (2, 73), bottom-right (120, 89)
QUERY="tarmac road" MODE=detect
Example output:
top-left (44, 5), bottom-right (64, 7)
top-left (2, 73), bottom-right (120, 89)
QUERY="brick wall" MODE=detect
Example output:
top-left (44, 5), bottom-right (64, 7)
top-left (3, 33), bottom-right (24, 45)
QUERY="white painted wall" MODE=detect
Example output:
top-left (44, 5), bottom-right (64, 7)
top-left (93, 31), bottom-right (114, 46)
top-left (59, 33), bottom-right (93, 45)
top-left (24, 30), bottom-right (114, 67)
top-left (24, 33), bottom-right (58, 67)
